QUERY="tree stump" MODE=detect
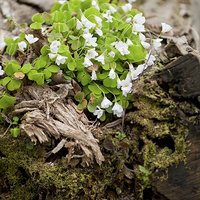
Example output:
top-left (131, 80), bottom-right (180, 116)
top-left (152, 37), bottom-right (200, 200)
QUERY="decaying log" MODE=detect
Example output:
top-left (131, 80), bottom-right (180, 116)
top-left (152, 36), bottom-right (200, 199)
top-left (14, 83), bottom-right (104, 166)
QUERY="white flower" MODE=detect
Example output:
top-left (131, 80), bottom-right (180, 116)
top-left (109, 68), bottom-right (116, 79)
top-left (153, 38), bottom-right (163, 49)
top-left (111, 41), bottom-right (117, 46)
top-left (50, 40), bottom-right (61, 53)
top-left (120, 78), bottom-right (132, 97)
top-left (86, 48), bottom-right (98, 59)
top-left (50, 40), bottom-right (61, 48)
top-left (48, 53), bottom-right (57, 59)
top-left (95, 27), bottom-right (103, 36)
top-left (95, 54), bottom-right (105, 65)
top-left (108, 51), bottom-right (115, 58)
top-left (132, 23), bottom-right (145, 34)
top-left (0, 42), bottom-right (6, 51)
top-left (18, 41), bottom-right (27, 51)
top-left (112, 102), bottom-right (123, 117)
top-left (117, 78), bottom-right (121, 88)
top-left (146, 54), bottom-right (156, 66)
top-left (126, 17), bottom-right (132, 23)
top-left (55, 55), bottom-right (68, 65)
top-left (109, 5), bottom-right (117, 14)
top-left (115, 41), bottom-right (130, 56)
top-left (125, 72), bottom-right (132, 83)
top-left (0, 65), bottom-right (4, 76)
top-left (13, 36), bottom-right (20, 41)
top-left (128, 63), bottom-right (134, 70)
top-left (85, 37), bottom-right (98, 47)
top-left (51, 46), bottom-right (59, 53)
top-left (83, 57), bottom-right (93, 67)
top-left (161, 22), bottom-right (172, 33)
top-left (58, 0), bottom-right (67, 4)
top-left (25, 34), bottom-right (39, 44)
top-left (41, 27), bottom-right (48, 35)
top-left (91, 70), bottom-right (97, 80)
top-left (83, 31), bottom-right (93, 41)
top-left (133, 13), bottom-right (145, 25)
top-left (94, 16), bottom-right (102, 25)
top-left (126, 38), bottom-right (133, 45)
top-left (130, 64), bottom-right (144, 80)
top-left (92, 0), bottom-right (100, 10)
top-left (122, 3), bottom-right (132, 13)
top-left (76, 19), bottom-right (83, 30)
top-left (102, 10), bottom-right (113, 23)
top-left (128, 0), bottom-right (136, 3)
top-left (101, 97), bottom-right (112, 108)
top-left (139, 33), bottom-right (150, 49)
top-left (93, 106), bottom-right (103, 118)
top-left (81, 15), bottom-right (96, 29)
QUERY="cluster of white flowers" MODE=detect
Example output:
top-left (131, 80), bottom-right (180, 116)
top-left (18, 34), bottom-right (39, 51)
top-left (48, 40), bottom-right (68, 65)
top-left (45, 2), bottom-right (172, 120)
top-left (132, 13), bottom-right (145, 34)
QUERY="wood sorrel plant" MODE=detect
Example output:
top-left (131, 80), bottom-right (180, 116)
top-left (0, 0), bottom-right (172, 120)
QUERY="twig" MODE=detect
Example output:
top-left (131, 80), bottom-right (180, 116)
top-left (114, 31), bottom-right (153, 173)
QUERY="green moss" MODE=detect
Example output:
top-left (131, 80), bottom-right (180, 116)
top-left (126, 78), bottom-right (190, 197)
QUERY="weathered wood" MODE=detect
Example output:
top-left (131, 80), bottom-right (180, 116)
top-left (152, 40), bottom-right (200, 199)
top-left (156, 53), bottom-right (200, 98)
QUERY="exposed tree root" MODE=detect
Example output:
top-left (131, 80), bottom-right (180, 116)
top-left (14, 83), bottom-right (105, 166)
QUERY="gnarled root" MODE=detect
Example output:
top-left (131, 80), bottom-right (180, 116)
top-left (14, 84), bottom-right (104, 166)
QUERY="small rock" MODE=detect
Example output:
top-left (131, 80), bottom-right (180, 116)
top-left (18, 0), bottom-right (55, 12)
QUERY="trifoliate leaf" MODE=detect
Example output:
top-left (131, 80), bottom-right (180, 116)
top-left (52, 10), bottom-right (66, 23)
top-left (35, 59), bottom-right (46, 70)
top-left (88, 100), bottom-right (98, 112)
top-left (68, 61), bottom-right (76, 71)
top-left (84, 7), bottom-right (100, 18)
top-left (5, 62), bottom-right (21, 76)
top-left (126, 45), bottom-right (145, 62)
top-left (0, 94), bottom-right (16, 109)
top-left (40, 45), bottom-right (50, 55)
top-left (41, 12), bottom-right (52, 21)
top-left (2, 77), bottom-right (11, 86)
top-left (74, 92), bottom-right (86, 102)
top-left (77, 99), bottom-right (87, 110)
top-left (47, 65), bottom-right (60, 73)
top-left (53, 22), bottom-right (68, 33)
top-left (7, 79), bottom-right (21, 91)
top-left (32, 13), bottom-right (45, 23)
top-left (71, 40), bottom-right (81, 50)
top-left (102, 63), bottom-right (110, 70)
top-left (10, 128), bottom-right (20, 138)
top-left (100, 111), bottom-right (106, 121)
top-left (43, 69), bottom-right (52, 79)
top-left (21, 64), bottom-right (32, 74)
top-left (103, 77), bottom-right (117, 88)
top-left (6, 43), bottom-right (18, 55)
top-left (51, 2), bottom-right (61, 13)
top-left (30, 22), bottom-right (42, 30)
top-left (77, 71), bottom-right (92, 86)
top-left (97, 71), bottom-right (109, 80)
top-left (88, 83), bottom-right (102, 95)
